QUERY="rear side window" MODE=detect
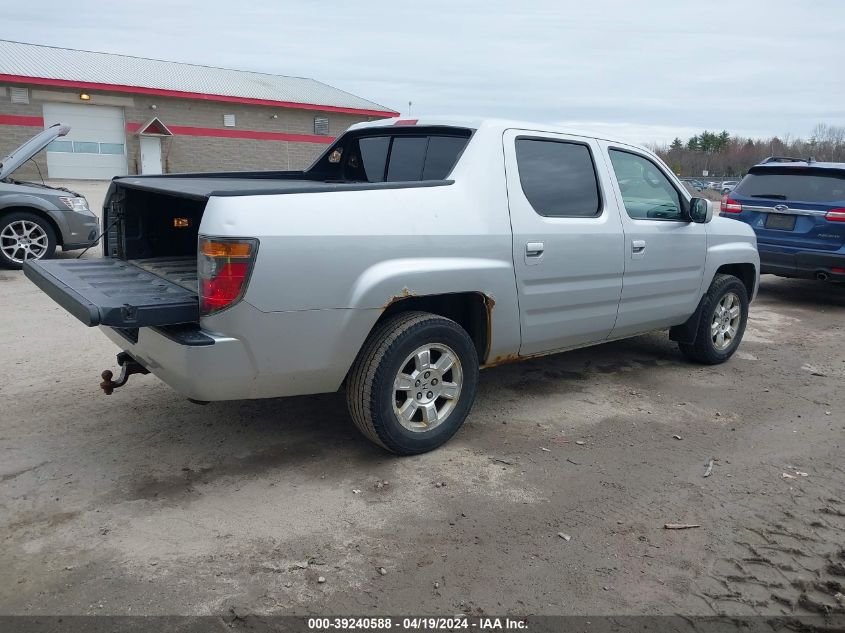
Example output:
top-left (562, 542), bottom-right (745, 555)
top-left (358, 137), bottom-right (390, 182)
top-left (515, 138), bottom-right (601, 217)
top-left (734, 169), bottom-right (845, 203)
top-left (423, 136), bottom-right (469, 180)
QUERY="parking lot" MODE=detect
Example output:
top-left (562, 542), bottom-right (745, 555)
top-left (0, 184), bottom-right (843, 618)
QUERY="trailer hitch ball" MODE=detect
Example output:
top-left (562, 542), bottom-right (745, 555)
top-left (100, 352), bottom-right (150, 395)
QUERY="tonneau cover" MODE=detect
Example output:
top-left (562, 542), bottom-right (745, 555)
top-left (113, 175), bottom-right (452, 199)
top-left (24, 258), bottom-right (198, 327)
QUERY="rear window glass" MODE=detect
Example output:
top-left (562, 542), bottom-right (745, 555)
top-left (515, 138), bottom-right (601, 217)
top-left (312, 129), bottom-right (470, 183)
top-left (387, 137), bottom-right (429, 181)
top-left (735, 169), bottom-right (845, 203)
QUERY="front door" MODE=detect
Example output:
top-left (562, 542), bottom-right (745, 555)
top-left (599, 143), bottom-right (707, 338)
top-left (504, 129), bottom-right (625, 356)
top-left (139, 136), bottom-right (162, 175)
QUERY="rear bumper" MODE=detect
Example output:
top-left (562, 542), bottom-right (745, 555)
top-left (759, 247), bottom-right (845, 279)
top-left (101, 325), bottom-right (256, 401)
top-left (99, 302), bottom-right (383, 402)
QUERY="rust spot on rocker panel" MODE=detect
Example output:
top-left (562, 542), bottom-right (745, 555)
top-left (482, 353), bottom-right (521, 368)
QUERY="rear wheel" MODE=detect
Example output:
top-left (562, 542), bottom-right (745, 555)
top-left (346, 311), bottom-right (479, 455)
top-left (0, 212), bottom-right (57, 269)
top-left (679, 273), bottom-right (749, 364)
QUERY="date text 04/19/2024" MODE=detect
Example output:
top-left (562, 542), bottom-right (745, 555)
top-left (306, 617), bottom-right (529, 630)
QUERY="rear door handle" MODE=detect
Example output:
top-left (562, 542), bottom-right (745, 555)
top-left (525, 241), bottom-right (545, 257)
top-left (631, 240), bottom-right (647, 259)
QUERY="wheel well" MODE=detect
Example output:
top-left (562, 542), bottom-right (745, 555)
top-left (377, 292), bottom-right (491, 363)
top-left (715, 263), bottom-right (756, 297)
top-left (0, 206), bottom-right (63, 246)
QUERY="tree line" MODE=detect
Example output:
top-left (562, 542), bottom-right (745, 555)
top-left (650, 124), bottom-right (845, 178)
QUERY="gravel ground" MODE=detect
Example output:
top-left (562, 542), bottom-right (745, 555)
top-left (0, 182), bottom-right (843, 620)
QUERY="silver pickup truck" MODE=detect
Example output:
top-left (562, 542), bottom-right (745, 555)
top-left (24, 117), bottom-right (759, 454)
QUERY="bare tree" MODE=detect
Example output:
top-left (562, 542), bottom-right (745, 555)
top-left (653, 124), bottom-right (845, 177)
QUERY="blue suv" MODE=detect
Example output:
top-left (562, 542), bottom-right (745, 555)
top-left (720, 157), bottom-right (845, 282)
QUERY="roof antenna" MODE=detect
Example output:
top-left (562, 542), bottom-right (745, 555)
top-left (408, 101), bottom-right (412, 117)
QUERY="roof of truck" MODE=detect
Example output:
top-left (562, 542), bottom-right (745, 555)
top-left (348, 116), bottom-right (646, 147)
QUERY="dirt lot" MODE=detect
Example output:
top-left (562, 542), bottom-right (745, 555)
top-left (0, 185), bottom-right (843, 620)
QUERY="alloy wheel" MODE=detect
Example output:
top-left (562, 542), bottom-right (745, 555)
top-left (711, 292), bottom-right (741, 350)
top-left (393, 343), bottom-right (463, 432)
top-left (0, 220), bottom-right (49, 264)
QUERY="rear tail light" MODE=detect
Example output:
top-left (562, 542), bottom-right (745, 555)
top-left (198, 237), bottom-right (258, 315)
top-left (825, 208), bottom-right (845, 222)
top-left (721, 196), bottom-right (742, 213)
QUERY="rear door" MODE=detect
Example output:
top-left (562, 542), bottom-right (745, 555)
top-left (504, 129), bottom-right (625, 356)
top-left (726, 167), bottom-right (845, 275)
top-left (599, 143), bottom-right (707, 338)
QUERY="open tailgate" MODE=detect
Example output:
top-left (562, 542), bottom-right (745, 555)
top-left (24, 258), bottom-right (198, 327)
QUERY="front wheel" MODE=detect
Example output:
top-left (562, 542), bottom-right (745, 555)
top-left (0, 212), bottom-right (57, 269)
top-left (679, 273), bottom-right (749, 364)
top-left (346, 311), bottom-right (479, 455)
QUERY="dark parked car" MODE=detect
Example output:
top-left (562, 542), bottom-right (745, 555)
top-left (0, 124), bottom-right (98, 269)
top-left (720, 157), bottom-right (845, 281)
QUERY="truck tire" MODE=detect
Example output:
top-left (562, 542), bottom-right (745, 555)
top-left (678, 273), bottom-right (749, 365)
top-left (0, 211), bottom-right (57, 269)
top-left (346, 311), bottom-right (479, 455)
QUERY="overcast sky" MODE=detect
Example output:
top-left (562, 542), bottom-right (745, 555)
top-left (3, 1), bottom-right (842, 144)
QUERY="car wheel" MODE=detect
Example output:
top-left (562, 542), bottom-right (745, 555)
top-left (346, 311), bottom-right (479, 455)
top-left (0, 211), bottom-right (57, 269)
top-left (679, 274), bottom-right (749, 364)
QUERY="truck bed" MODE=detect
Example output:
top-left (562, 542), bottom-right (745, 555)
top-left (131, 257), bottom-right (198, 292)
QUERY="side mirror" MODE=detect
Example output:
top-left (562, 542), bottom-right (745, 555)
top-left (689, 197), bottom-right (713, 223)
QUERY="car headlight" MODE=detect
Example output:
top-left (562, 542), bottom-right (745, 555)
top-left (59, 196), bottom-right (91, 213)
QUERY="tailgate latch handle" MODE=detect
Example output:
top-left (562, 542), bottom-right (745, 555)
top-left (121, 304), bottom-right (139, 323)
top-left (100, 351), bottom-right (150, 395)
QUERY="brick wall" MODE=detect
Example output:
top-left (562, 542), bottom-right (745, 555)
top-left (0, 88), bottom-right (49, 180)
top-left (0, 82), bottom-right (389, 180)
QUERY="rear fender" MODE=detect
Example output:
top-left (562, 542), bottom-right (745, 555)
top-left (346, 257), bottom-right (521, 363)
top-left (347, 257), bottom-right (509, 307)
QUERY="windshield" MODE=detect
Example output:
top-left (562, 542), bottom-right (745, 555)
top-left (735, 168), bottom-right (845, 203)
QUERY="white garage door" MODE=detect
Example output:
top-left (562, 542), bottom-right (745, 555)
top-left (42, 103), bottom-right (128, 180)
